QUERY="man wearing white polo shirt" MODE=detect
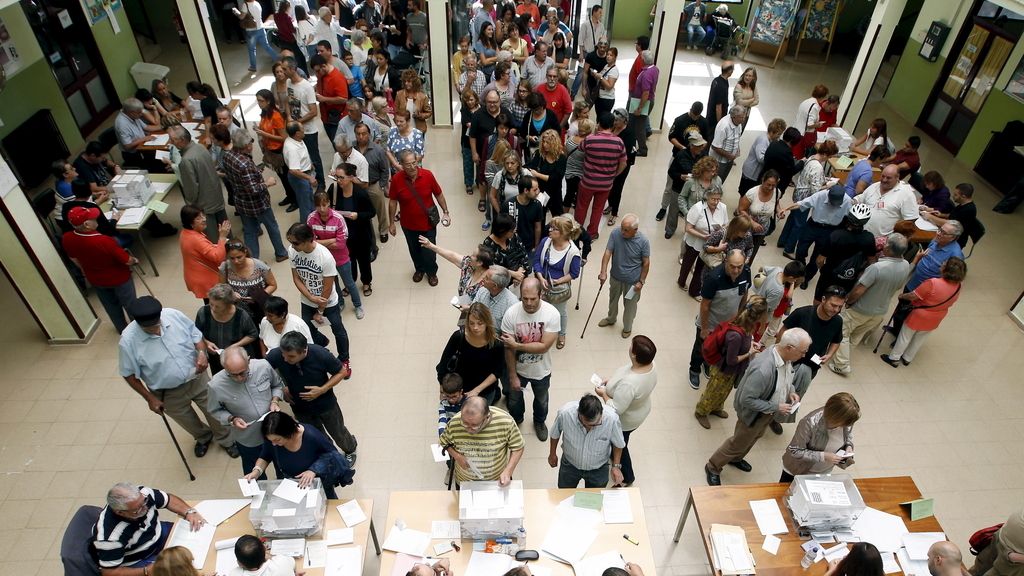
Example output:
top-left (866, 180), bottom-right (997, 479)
top-left (853, 164), bottom-right (918, 237)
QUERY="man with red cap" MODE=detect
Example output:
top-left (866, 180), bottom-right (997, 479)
top-left (62, 206), bottom-right (138, 333)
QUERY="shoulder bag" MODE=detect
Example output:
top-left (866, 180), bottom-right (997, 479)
top-left (240, 2), bottom-right (257, 30)
top-left (891, 284), bottom-right (960, 335)
top-left (445, 330), bottom-right (464, 373)
top-left (405, 174), bottom-right (441, 227)
top-left (699, 208), bottom-right (726, 268)
top-left (542, 238), bottom-right (575, 304)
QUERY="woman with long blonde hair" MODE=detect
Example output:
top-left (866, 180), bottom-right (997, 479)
top-left (152, 547), bottom-right (200, 576)
top-left (528, 129), bottom-right (567, 216)
top-left (534, 214), bottom-right (583, 349)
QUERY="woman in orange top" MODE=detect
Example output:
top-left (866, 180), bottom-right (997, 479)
top-left (881, 256), bottom-right (966, 367)
top-left (180, 204), bottom-right (231, 300)
top-left (254, 88), bottom-right (297, 212)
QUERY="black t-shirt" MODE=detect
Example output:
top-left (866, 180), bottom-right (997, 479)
top-left (584, 51), bottom-right (607, 96)
top-left (200, 96), bottom-right (220, 120)
top-left (669, 113), bottom-right (710, 145)
top-left (949, 202), bottom-right (978, 248)
top-left (668, 148), bottom-right (708, 191)
top-left (820, 228), bottom-right (876, 279)
top-left (266, 345), bottom-right (341, 413)
top-left (782, 305), bottom-right (843, 372)
top-left (707, 76), bottom-right (730, 126)
top-left (503, 197), bottom-right (545, 249)
top-left (762, 140), bottom-right (797, 191)
top-left (73, 155), bottom-right (112, 187)
top-left (470, 107), bottom-right (511, 154)
top-left (435, 330), bottom-right (505, 395)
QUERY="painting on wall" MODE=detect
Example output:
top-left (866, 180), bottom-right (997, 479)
top-left (750, 0), bottom-right (800, 46)
top-left (0, 18), bottom-right (21, 77)
top-left (803, 0), bottom-right (840, 41)
top-left (80, 0), bottom-right (123, 26)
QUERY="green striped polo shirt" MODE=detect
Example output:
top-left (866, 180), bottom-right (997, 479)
top-left (439, 407), bottom-right (525, 484)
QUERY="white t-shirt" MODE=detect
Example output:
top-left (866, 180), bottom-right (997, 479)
top-left (709, 116), bottom-right (742, 161)
top-left (743, 186), bottom-right (775, 232)
top-left (331, 149), bottom-right (370, 183)
top-left (289, 243), bottom-right (340, 308)
top-left (227, 555), bottom-right (296, 576)
top-left (259, 313), bottom-right (312, 351)
top-left (795, 97), bottom-right (820, 133)
top-left (684, 201), bottom-right (729, 251)
top-left (598, 65), bottom-right (619, 101)
top-left (297, 18), bottom-right (317, 46)
top-left (287, 79), bottom-right (321, 134)
top-left (238, 0), bottom-right (264, 30)
top-left (314, 18), bottom-right (346, 55)
top-left (500, 301), bottom-right (561, 380)
top-left (283, 137), bottom-right (312, 172)
top-left (855, 183), bottom-right (919, 237)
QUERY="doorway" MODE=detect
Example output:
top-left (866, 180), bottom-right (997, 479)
top-left (918, 0), bottom-right (1023, 154)
top-left (20, 0), bottom-right (119, 136)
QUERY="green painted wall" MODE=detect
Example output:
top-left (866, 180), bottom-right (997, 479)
top-left (612, 1), bottom-right (751, 42)
top-left (886, 38), bottom-right (944, 123)
top-left (93, 8), bottom-right (143, 100)
top-left (957, 89), bottom-right (1024, 168)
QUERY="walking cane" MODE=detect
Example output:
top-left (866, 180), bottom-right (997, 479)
top-left (131, 264), bottom-right (154, 296)
top-left (159, 410), bottom-right (197, 481)
top-left (580, 279), bottom-right (606, 339)
top-left (574, 263), bottom-right (586, 311)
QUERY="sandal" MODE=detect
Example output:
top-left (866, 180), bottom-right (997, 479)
top-left (477, 198), bottom-right (486, 212)
top-left (341, 288), bottom-right (350, 297)
top-left (466, 185), bottom-right (474, 195)
top-left (362, 284), bottom-right (372, 297)
top-left (607, 215), bottom-right (617, 226)
top-left (556, 336), bottom-right (566, 349)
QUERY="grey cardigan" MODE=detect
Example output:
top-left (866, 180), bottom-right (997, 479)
top-left (781, 406), bottom-right (855, 476)
top-left (734, 346), bottom-right (810, 426)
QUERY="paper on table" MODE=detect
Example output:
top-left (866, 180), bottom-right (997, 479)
top-left (181, 122), bottom-right (200, 130)
top-left (146, 199), bottom-right (169, 213)
top-left (762, 534), bottom-right (781, 555)
top-left (219, 97), bottom-right (232, 105)
top-left (155, 150), bottom-right (171, 161)
top-left (337, 500), bottom-right (367, 526)
top-left (601, 489), bottom-right (633, 524)
top-left (903, 533), bottom-right (946, 560)
top-left (382, 526), bottom-right (431, 556)
top-left (326, 546), bottom-right (363, 576)
top-left (749, 499), bottom-right (789, 535)
top-left (881, 552), bottom-right (902, 574)
top-left (573, 491), bottom-right (603, 510)
top-left (472, 489), bottom-right (505, 508)
top-left (465, 551), bottom-right (517, 576)
top-left (168, 520), bottom-right (217, 568)
top-left (824, 543), bottom-right (850, 561)
top-left (851, 507), bottom-right (910, 553)
top-left (195, 498), bottom-right (252, 526)
top-left (572, 550), bottom-right (625, 576)
top-left (149, 134), bottom-right (170, 146)
top-left (431, 444), bottom-right (451, 462)
top-left (307, 489), bottom-right (321, 509)
top-left (431, 520), bottom-right (461, 539)
top-left (555, 495), bottom-right (602, 527)
top-left (529, 565), bottom-right (552, 576)
top-left (273, 508), bottom-right (297, 517)
top-left (897, 547), bottom-right (930, 576)
top-left (152, 181), bottom-right (174, 194)
top-left (305, 541), bottom-right (328, 568)
top-left (215, 543), bottom-right (240, 575)
top-left (541, 518), bottom-right (598, 564)
top-left (270, 538), bottom-right (306, 557)
top-left (116, 207), bottom-right (147, 226)
top-left (433, 541), bottom-right (454, 555)
top-left (273, 479), bottom-right (308, 504)
top-left (326, 528), bottom-right (355, 546)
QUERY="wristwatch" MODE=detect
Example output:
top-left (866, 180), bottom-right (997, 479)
top-left (182, 507), bottom-right (197, 518)
top-left (611, 463), bottom-right (622, 469)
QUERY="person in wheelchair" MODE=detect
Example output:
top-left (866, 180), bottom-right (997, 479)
top-left (704, 5), bottom-right (737, 56)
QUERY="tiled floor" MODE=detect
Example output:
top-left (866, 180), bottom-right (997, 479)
top-left (3, 29), bottom-right (1024, 576)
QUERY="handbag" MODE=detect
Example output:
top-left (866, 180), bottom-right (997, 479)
top-left (542, 238), bottom-right (575, 304)
top-left (240, 2), bottom-right (257, 30)
top-left (699, 208), bottom-right (725, 268)
top-left (445, 330), bottom-right (463, 373)
top-left (765, 186), bottom-right (781, 236)
top-left (406, 174), bottom-right (441, 227)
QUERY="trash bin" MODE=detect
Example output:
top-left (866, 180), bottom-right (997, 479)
top-left (129, 62), bottom-right (171, 91)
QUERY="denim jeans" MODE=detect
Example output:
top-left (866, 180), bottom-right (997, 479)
top-left (288, 173), bottom-right (315, 224)
top-left (777, 208), bottom-right (808, 253)
top-left (301, 302), bottom-right (350, 362)
top-left (506, 373), bottom-right (550, 424)
top-left (95, 280), bottom-right (137, 333)
top-left (461, 145), bottom-right (475, 188)
top-left (246, 29), bottom-right (279, 70)
top-left (401, 227), bottom-right (439, 275)
top-left (338, 261), bottom-right (361, 308)
top-left (557, 456), bottom-right (609, 488)
top-left (550, 299), bottom-right (568, 337)
top-left (240, 208), bottom-right (288, 260)
top-left (687, 23), bottom-right (707, 47)
top-left (303, 132), bottom-right (326, 191)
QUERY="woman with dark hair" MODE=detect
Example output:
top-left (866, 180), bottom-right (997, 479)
top-left (459, 89), bottom-right (483, 196)
top-left (418, 237), bottom-right (494, 299)
top-left (917, 170), bottom-right (953, 214)
top-left (186, 81), bottom-right (220, 125)
top-left (594, 335), bottom-right (659, 486)
top-left (152, 78), bottom-right (184, 116)
top-left (738, 170), bottom-right (780, 265)
top-left (475, 22), bottom-right (499, 81)
top-left (218, 241), bottom-right (278, 326)
top-left (180, 205), bottom-right (230, 300)
top-left (483, 213), bottom-right (531, 284)
top-left (509, 81), bottom-right (533, 131)
top-left (273, 1), bottom-right (307, 73)
top-left (851, 118), bottom-right (893, 156)
top-left (333, 163), bottom-right (377, 298)
top-left (606, 108), bottom-right (636, 225)
top-left (520, 92), bottom-right (560, 160)
top-left (824, 542), bottom-right (884, 576)
top-left (195, 283), bottom-right (260, 372)
top-left (435, 302), bottom-right (505, 405)
top-left (702, 214), bottom-right (755, 278)
top-left (244, 412), bottom-right (348, 499)
top-left (550, 32), bottom-right (570, 78)
top-left (483, 62), bottom-right (518, 109)
top-left (254, 88), bottom-right (297, 211)
top-left (368, 50), bottom-right (402, 99)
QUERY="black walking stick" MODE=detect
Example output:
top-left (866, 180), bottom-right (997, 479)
top-left (580, 279), bottom-right (606, 339)
top-left (160, 410), bottom-right (197, 481)
top-left (574, 263), bottom-right (586, 310)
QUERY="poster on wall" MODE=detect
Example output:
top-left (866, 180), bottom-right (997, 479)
top-left (1006, 56), bottom-right (1024, 104)
top-left (749, 0), bottom-right (800, 46)
top-left (802, 0), bottom-right (840, 41)
top-left (80, 0), bottom-right (122, 26)
top-left (0, 17), bottom-right (22, 77)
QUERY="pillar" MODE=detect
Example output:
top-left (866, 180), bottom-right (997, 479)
top-left (427, 0), bottom-right (453, 126)
top-left (175, 0), bottom-right (232, 98)
top-left (0, 157), bottom-right (98, 343)
top-left (836, 0), bottom-right (908, 132)
top-left (648, 0), bottom-right (683, 132)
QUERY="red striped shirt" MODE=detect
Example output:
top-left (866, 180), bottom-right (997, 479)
top-left (580, 132), bottom-right (626, 190)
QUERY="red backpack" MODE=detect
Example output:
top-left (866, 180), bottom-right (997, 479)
top-left (702, 321), bottom-right (744, 367)
top-left (969, 523), bottom-right (1003, 555)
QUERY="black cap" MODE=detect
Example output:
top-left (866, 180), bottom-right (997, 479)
top-left (827, 184), bottom-right (846, 206)
top-left (129, 296), bottom-right (163, 327)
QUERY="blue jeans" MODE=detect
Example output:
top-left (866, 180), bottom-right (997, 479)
top-left (303, 132), bottom-right (326, 192)
top-left (236, 442), bottom-right (266, 480)
top-left (557, 456), bottom-right (609, 488)
top-left (551, 299), bottom-right (568, 337)
top-left (95, 280), bottom-right (137, 333)
top-left (288, 173), bottom-right (315, 224)
top-left (778, 208), bottom-right (808, 253)
top-left (461, 145), bottom-right (475, 188)
top-left (338, 261), bottom-right (361, 308)
top-left (506, 373), bottom-right (550, 424)
top-left (246, 29), bottom-right (279, 70)
top-left (301, 302), bottom-right (350, 362)
top-left (570, 59), bottom-right (585, 99)
top-left (240, 208), bottom-right (288, 260)
top-left (687, 23), bottom-right (707, 47)
top-left (402, 227), bottom-right (439, 275)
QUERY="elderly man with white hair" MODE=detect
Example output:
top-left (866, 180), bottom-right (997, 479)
top-left (114, 97), bottom-right (162, 170)
top-left (93, 483), bottom-right (206, 576)
top-left (710, 104), bottom-right (746, 183)
top-left (458, 52), bottom-right (489, 96)
top-left (221, 129), bottom-right (289, 261)
top-left (472, 265), bottom-right (519, 329)
top-left (598, 214), bottom-right (651, 338)
top-left (168, 124), bottom-right (228, 242)
top-left (628, 49), bottom-right (659, 157)
top-left (705, 327), bottom-right (812, 485)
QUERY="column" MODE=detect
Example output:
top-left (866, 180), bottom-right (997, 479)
top-left (175, 0), bottom-right (232, 98)
top-left (0, 158), bottom-right (98, 343)
top-left (427, 0), bottom-right (453, 126)
top-left (836, 0), bottom-right (908, 131)
top-left (648, 0), bottom-right (684, 133)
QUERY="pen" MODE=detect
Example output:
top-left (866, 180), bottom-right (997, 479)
top-left (623, 534), bottom-right (639, 545)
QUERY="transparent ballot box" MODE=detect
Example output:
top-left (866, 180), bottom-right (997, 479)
top-left (249, 479), bottom-right (327, 538)
top-left (458, 480), bottom-right (525, 541)
top-left (785, 474), bottom-right (865, 535)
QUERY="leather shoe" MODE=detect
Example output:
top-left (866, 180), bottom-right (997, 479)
top-left (278, 198), bottom-right (292, 206)
top-left (655, 208), bottom-right (666, 221)
top-left (380, 233), bottom-right (389, 243)
top-left (285, 204), bottom-right (298, 213)
top-left (880, 354), bottom-right (900, 367)
top-left (225, 444), bottom-right (240, 458)
top-left (194, 440), bottom-right (210, 458)
top-left (710, 409), bottom-right (729, 419)
top-left (427, 275), bottom-right (439, 287)
top-left (769, 421), bottom-right (784, 435)
top-left (728, 459), bottom-right (752, 472)
top-left (695, 412), bottom-right (711, 429)
top-left (705, 465), bottom-right (721, 486)
top-left (534, 421), bottom-right (548, 442)
top-left (413, 272), bottom-right (424, 282)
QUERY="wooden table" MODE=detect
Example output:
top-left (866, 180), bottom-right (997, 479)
top-left (672, 476), bottom-right (945, 575)
top-left (101, 173), bottom-right (177, 276)
top-left (894, 218), bottom-right (938, 245)
top-left (140, 98), bottom-right (243, 151)
top-left (379, 488), bottom-right (657, 576)
top-left (827, 155), bottom-right (881, 186)
top-left (174, 498), bottom-right (378, 576)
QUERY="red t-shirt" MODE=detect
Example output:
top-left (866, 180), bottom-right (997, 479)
top-left (319, 68), bottom-right (349, 123)
top-left (61, 231), bottom-right (131, 286)
top-left (536, 83), bottom-right (572, 126)
top-left (389, 168), bottom-right (442, 232)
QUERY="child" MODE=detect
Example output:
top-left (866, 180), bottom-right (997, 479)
top-left (437, 373), bottom-right (465, 437)
top-left (343, 52), bottom-right (366, 100)
top-left (307, 191), bottom-right (365, 319)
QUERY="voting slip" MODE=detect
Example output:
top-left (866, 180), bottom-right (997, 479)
top-left (761, 535), bottom-right (781, 556)
top-left (116, 207), bottom-right (147, 226)
top-left (382, 525), bottom-right (432, 556)
top-left (573, 491), bottom-right (603, 510)
top-left (897, 547), bottom-right (930, 576)
top-left (541, 518), bottom-right (598, 564)
top-left (900, 498), bottom-right (935, 521)
top-left (168, 520), bottom-right (217, 568)
top-left (337, 500), bottom-right (368, 526)
top-left (902, 533), bottom-right (946, 560)
top-left (465, 551), bottom-right (517, 576)
top-left (270, 538), bottom-right (306, 557)
top-left (149, 134), bottom-right (170, 146)
top-left (273, 478), bottom-right (308, 504)
top-left (195, 498), bottom-right (251, 526)
top-left (709, 524), bottom-right (755, 576)
top-left (325, 528), bottom-right (355, 546)
top-left (572, 550), bottom-right (625, 576)
top-left (749, 499), bottom-right (789, 535)
top-left (601, 489), bottom-right (633, 524)
top-left (325, 546), bottom-right (363, 576)
top-left (431, 443), bottom-right (451, 462)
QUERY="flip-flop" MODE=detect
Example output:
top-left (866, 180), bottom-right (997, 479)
top-left (477, 198), bottom-right (486, 212)
top-left (362, 284), bottom-right (372, 297)
top-left (607, 216), bottom-right (617, 226)
top-left (556, 336), bottom-right (566, 349)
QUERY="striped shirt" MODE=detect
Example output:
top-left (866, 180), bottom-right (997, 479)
top-left (93, 486), bottom-right (169, 568)
top-left (580, 132), bottom-right (626, 191)
top-left (438, 397), bottom-right (464, 437)
top-left (439, 407), bottom-right (525, 484)
top-left (550, 401), bottom-right (626, 471)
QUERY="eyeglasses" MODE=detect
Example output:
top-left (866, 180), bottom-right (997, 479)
top-left (226, 369), bottom-right (250, 379)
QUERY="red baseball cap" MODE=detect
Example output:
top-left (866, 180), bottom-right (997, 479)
top-left (68, 206), bottom-right (101, 227)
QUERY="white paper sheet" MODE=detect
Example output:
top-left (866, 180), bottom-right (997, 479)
top-left (881, 552), bottom-right (902, 574)
top-left (152, 181), bottom-right (174, 195)
top-left (326, 528), bottom-right (355, 546)
top-left (270, 538), bottom-right (306, 557)
top-left (851, 507), bottom-right (910, 553)
top-left (337, 500), bottom-right (367, 526)
top-left (541, 518), bottom-right (598, 564)
top-left (903, 533), bottom-right (946, 560)
top-left (238, 479), bottom-right (261, 497)
top-left (600, 489), bottom-right (633, 524)
top-left (464, 552), bottom-right (517, 576)
top-left (304, 541), bottom-right (328, 568)
top-left (749, 499), bottom-right (789, 535)
top-left (382, 526), bottom-right (431, 556)
top-left (215, 545), bottom-right (238, 575)
top-left (116, 207), bottom-right (147, 226)
top-left (167, 520), bottom-right (217, 568)
top-left (572, 550), bottom-right (625, 576)
top-left (250, 491), bottom-right (266, 509)
top-left (273, 479), bottom-right (308, 504)
top-left (155, 150), bottom-right (171, 161)
top-left (195, 499), bottom-right (252, 526)
top-left (431, 520), bottom-right (461, 539)
top-left (307, 489), bottom-right (321, 509)
top-left (433, 541), bottom-right (454, 555)
top-left (762, 534), bottom-right (781, 555)
top-left (897, 547), bottom-right (930, 576)
top-left (555, 495), bottom-right (602, 528)
top-left (824, 543), bottom-right (850, 561)
top-left (431, 444), bottom-right (451, 462)
top-left (149, 134), bottom-right (170, 146)
top-left (325, 546), bottom-right (363, 576)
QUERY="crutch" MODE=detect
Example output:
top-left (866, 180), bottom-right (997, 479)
top-left (127, 250), bottom-right (153, 296)
top-left (574, 263), bottom-right (586, 310)
top-left (160, 411), bottom-right (197, 481)
top-left (580, 279), bottom-right (606, 339)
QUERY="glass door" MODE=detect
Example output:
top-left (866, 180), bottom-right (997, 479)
top-left (21, 0), bottom-right (118, 136)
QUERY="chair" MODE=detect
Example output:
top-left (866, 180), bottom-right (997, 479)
top-left (30, 188), bottom-right (61, 244)
top-left (965, 219), bottom-right (985, 258)
top-left (60, 505), bottom-right (102, 576)
top-left (97, 127), bottom-right (119, 153)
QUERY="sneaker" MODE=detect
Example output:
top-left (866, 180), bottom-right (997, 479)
top-left (342, 360), bottom-right (352, 380)
top-left (345, 452), bottom-right (357, 466)
top-left (481, 220), bottom-right (491, 231)
top-left (828, 363), bottom-right (850, 376)
top-left (598, 318), bottom-right (615, 328)
top-left (688, 370), bottom-right (700, 390)
top-left (534, 421), bottom-right (548, 442)
top-left (355, 307), bottom-right (365, 320)
top-left (225, 444), bottom-right (240, 458)
top-left (655, 208), bottom-right (667, 221)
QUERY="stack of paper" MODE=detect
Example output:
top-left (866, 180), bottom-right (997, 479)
top-left (709, 524), bottom-right (755, 576)
top-left (214, 536), bottom-right (241, 575)
top-left (851, 508), bottom-right (909, 553)
top-left (168, 520), bottom-right (217, 568)
top-left (325, 528), bottom-right (355, 546)
top-left (601, 490), bottom-right (633, 524)
top-left (749, 499), bottom-right (789, 535)
top-left (541, 518), bottom-right (598, 564)
top-left (382, 525), bottom-right (431, 556)
top-left (572, 551), bottom-right (625, 576)
top-left (338, 500), bottom-right (367, 526)
top-left (270, 538), bottom-right (306, 557)
top-left (116, 207), bottom-right (148, 226)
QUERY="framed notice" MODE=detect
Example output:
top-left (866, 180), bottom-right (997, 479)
top-left (0, 17), bottom-right (21, 77)
top-left (80, 0), bottom-right (122, 26)
top-left (1006, 56), bottom-right (1024, 104)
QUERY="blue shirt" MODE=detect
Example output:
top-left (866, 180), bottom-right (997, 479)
top-left (797, 189), bottom-right (852, 226)
top-left (118, 309), bottom-right (203, 390)
top-left (907, 239), bottom-right (963, 291)
top-left (349, 67), bottom-right (365, 99)
top-left (844, 159), bottom-right (874, 197)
